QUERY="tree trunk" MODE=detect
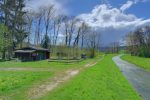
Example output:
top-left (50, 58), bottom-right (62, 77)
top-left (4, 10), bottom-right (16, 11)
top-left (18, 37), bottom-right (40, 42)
top-left (2, 49), bottom-right (6, 60)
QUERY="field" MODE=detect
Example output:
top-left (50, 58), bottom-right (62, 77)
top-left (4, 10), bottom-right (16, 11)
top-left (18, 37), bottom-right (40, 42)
top-left (41, 55), bottom-right (140, 100)
top-left (121, 55), bottom-right (150, 71)
top-left (0, 58), bottom-right (96, 99)
top-left (0, 55), bottom-right (141, 99)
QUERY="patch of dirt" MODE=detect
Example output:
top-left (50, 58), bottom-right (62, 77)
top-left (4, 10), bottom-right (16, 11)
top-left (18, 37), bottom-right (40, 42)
top-left (28, 59), bottom-right (101, 100)
top-left (28, 69), bottom-right (79, 100)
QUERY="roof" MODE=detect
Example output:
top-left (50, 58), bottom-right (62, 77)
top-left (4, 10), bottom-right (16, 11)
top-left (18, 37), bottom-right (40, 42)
top-left (14, 50), bottom-right (36, 53)
top-left (17, 46), bottom-right (50, 52)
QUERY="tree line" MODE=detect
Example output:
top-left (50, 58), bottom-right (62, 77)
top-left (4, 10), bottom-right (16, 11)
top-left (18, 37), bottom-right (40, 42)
top-left (126, 26), bottom-right (150, 58)
top-left (0, 0), bottom-right (101, 60)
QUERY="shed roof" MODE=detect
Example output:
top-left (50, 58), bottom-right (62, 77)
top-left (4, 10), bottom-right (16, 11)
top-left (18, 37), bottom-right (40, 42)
top-left (14, 50), bottom-right (36, 53)
top-left (16, 46), bottom-right (50, 52)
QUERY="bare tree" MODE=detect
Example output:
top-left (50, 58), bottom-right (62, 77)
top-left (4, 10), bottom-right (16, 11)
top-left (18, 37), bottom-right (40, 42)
top-left (42, 5), bottom-right (55, 48)
top-left (63, 16), bottom-right (76, 47)
top-left (63, 16), bottom-right (69, 46)
top-left (43, 5), bottom-right (55, 35)
top-left (144, 26), bottom-right (150, 52)
top-left (126, 32), bottom-right (137, 55)
top-left (80, 22), bottom-right (90, 49)
top-left (34, 9), bottom-right (43, 45)
top-left (110, 42), bottom-right (119, 53)
top-left (73, 25), bottom-right (81, 47)
top-left (68, 18), bottom-right (76, 47)
top-left (126, 26), bottom-right (150, 57)
top-left (72, 21), bottom-right (91, 49)
top-left (26, 11), bottom-right (34, 45)
top-left (52, 15), bottom-right (64, 45)
top-left (85, 30), bottom-right (100, 58)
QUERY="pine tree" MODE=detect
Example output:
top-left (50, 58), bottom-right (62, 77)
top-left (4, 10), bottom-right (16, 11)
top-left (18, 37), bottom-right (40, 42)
top-left (41, 34), bottom-right (50, 49)
top-left (0, 0), bottom-right (27, 48)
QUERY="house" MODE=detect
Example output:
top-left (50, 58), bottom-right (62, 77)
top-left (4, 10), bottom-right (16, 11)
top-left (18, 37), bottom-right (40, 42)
top-left (14, 47), bottom-right (50, 61)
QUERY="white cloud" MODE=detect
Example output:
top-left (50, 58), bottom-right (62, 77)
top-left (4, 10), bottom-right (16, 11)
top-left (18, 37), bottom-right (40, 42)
top-left (134, 0), bottom-right (150, 3)
top-left (120, 1), bottom-right (134, 12)
top-left (25, 0), bottom-right (68, 14)
top-left (77, 4), bottom-right (146, 29)
top-left (77, 4), bottom-right (150, 46)
top-left (120, 0), bottom-right (150, 12)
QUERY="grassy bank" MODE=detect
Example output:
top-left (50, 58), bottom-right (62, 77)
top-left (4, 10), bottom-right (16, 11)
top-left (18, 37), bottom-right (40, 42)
top-left (121, 55), bottom-right (150, 71)
top-left (41, 55), bottom-right (140, 100)
top-left (0, 71), bottom-right (53, 99)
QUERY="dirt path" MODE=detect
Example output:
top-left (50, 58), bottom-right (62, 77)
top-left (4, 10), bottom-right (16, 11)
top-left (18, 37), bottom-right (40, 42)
top-left (113, 55), bottom-right (150, 100)
top-left (28, 61), bottom-right (98, 100)
top-left (28, 55), bottom-right (106, 100)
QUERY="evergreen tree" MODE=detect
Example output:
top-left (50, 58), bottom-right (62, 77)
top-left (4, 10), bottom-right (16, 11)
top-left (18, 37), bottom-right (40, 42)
top-left (41, 34), bottom-right (50, 49)
top-left (0, 0), bottom-right (27, 48)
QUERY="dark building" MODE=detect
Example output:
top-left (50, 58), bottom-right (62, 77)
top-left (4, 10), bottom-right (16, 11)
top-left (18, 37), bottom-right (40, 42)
top-left (14, 47), bottom-right (50, 61)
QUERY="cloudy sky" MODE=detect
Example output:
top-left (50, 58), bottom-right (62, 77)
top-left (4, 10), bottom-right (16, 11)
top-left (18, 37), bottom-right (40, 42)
top-left (26, 0), bottom-right (150, 46)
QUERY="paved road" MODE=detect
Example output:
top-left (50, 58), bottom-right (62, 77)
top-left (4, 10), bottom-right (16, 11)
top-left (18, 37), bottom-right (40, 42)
top-left (113, 55), bottom-right (150, 100)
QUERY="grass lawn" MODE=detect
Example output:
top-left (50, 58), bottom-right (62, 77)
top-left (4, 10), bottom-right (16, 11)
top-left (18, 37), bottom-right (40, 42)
top-left (40, 55), bottom-right (140, 100)
top-left (121, 55), bottom-right (150, 71)
top-left (0, 71), bottom-right (53, 99)
top-left (0, 57), bottom-right (97, 99)
top-left (0, 59), bottom-right (93, 69)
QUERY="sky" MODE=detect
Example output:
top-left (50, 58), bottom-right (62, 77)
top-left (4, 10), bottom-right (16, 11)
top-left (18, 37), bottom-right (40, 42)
top-left (26, 0), bottom-right (150, 46)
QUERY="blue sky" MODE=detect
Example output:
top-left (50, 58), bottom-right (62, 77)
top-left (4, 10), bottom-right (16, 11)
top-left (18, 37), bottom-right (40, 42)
top-left (127, 2), bottom-right (150, 19)
top-left (66, 0), bottom-right (150, 19)
top-left (26, 0), bottom-right (150, 46)
top-left (65, 0), bottom-right (150, 45)
top-left (65, 0), bottom-right (101, 16)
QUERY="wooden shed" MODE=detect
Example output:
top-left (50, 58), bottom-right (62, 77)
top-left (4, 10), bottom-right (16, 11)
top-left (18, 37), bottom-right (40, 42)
top-left (14, 47), bottom-right (50, 61)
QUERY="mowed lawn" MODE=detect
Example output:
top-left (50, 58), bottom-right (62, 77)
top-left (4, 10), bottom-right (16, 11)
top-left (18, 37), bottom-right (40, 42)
top-left (0, 58), bottom-right (96, 99)
top-left (0, 59), bottom-right (93, 69)
top-left (41, 55), bottom-right (140, 100)
top-left (121, 55), bottom-right (150, 71)
top-left (0, 71), bottom-right (53, 99)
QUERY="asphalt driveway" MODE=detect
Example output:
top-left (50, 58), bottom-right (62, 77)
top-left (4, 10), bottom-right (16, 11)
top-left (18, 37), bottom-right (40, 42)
top-left (113, 55), bottom-right (150, 100)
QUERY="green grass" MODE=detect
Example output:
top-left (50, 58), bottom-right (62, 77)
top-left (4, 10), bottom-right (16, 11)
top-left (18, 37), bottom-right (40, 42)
top-left (121, 54), bottom-right (150, 71)
top-left (0, 59), bottom-right (93, 69)
top-left (0, 57), bottom-right (97, 99)
top-left (0, 71), bottom-right (53, 99)
top-left (40, 55), bottom-right (140, 100)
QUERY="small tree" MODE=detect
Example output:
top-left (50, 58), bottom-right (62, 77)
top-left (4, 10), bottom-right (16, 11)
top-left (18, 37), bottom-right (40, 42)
top-left (0, 24), bottom-right (12, 59)
top-left (41, 34), bottom-right (50, 49)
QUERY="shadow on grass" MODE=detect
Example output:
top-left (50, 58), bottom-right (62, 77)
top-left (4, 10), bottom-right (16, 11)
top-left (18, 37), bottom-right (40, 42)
top-left (0, 58), bottom-right (12, 62)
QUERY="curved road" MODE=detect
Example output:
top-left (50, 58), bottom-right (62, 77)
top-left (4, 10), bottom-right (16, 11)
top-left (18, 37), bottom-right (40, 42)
top-left (113, 55), bottom-right (150, 100)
